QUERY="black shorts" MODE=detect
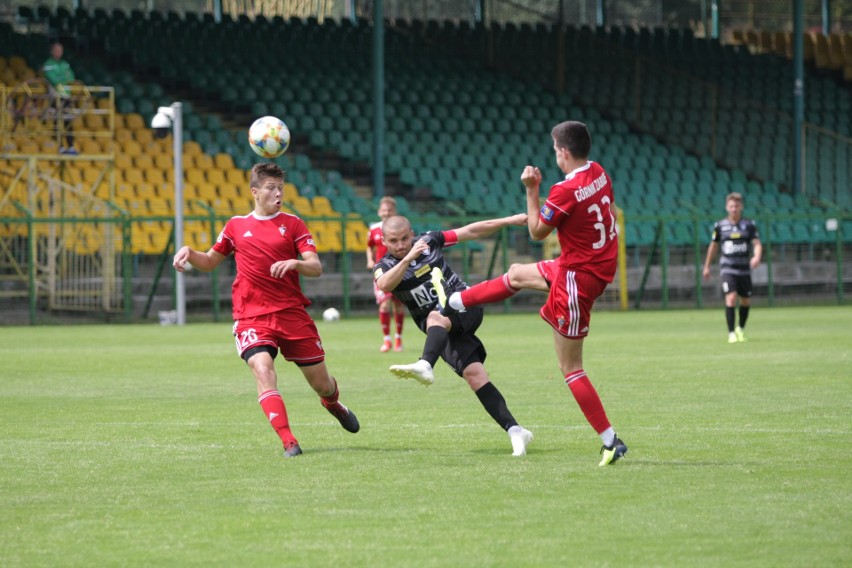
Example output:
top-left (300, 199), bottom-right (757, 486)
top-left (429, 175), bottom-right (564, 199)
top-left (417, 307), bottom-right (487, 377)
top-left (721, 273), bottom-right (753, 297)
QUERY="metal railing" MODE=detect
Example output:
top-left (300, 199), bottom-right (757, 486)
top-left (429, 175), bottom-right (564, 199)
top-left (1, 211), bottom-right (848, 325)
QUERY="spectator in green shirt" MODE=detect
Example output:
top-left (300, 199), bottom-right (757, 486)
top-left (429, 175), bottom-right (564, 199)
top-left (41, 41), bottom-right (76, 153)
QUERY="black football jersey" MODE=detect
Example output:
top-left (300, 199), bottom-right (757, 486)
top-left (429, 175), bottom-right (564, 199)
top-left (373, 231), bottom-right (467, 324)
top-left (710, 217), bottom-right (760, 276)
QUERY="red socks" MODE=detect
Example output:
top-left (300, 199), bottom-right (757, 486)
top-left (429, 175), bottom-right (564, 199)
top-left (379, 310), bottom-right (391, 336)
top-left (394, 308), bottom-right (405, 335)
top-left (565, 370), bottom-right (611, 434)
top-left (460, 273), bottom-right (519, 307)
top-left (258, 390), bottom-right (297, 445)
top-left (320, 378), bottom-right (340, 408)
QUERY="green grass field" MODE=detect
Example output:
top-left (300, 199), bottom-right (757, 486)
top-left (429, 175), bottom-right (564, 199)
top-left (1, 306), bottom-right (850, 567)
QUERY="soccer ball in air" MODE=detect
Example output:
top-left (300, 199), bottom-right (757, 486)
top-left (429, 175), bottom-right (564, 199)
top-left (322, 307), bottom-right (341, 322)
top-left (248, 116), bottom-right (290, 159)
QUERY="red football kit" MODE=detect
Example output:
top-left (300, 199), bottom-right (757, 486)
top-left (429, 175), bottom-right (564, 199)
top-left (368, 220), bottom-right (396, 305)
top-left (367, 221), bottom-right (388, 260)
top-left (213, 211), bottom-right (324, 363)
top-left (539, 161), bottom-right (618, 338)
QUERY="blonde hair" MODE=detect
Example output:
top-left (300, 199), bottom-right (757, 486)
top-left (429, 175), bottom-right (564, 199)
top-left (726, 192), bottom-right (743, 204)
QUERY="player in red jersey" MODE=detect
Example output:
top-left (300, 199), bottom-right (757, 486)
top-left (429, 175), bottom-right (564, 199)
top-left (366, 196), bottom-right (405, 352)
top-left (437, 121), bottom-right (627, 466)
top-left (173, 163), bottom-right (359, 458)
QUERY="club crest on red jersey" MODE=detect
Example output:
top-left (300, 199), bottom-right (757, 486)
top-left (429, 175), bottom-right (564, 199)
top-left (279, 225), bottom-right (287, 237)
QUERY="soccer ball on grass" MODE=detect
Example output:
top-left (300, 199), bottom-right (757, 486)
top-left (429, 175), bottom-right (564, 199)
top-left (322, 308), bottom-right (341, 322)
top-left (248, 116), bottom-right (290, 159)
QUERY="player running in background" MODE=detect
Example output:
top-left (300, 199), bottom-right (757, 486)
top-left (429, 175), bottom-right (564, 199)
top-left (439, 120), bottom-right (628, 466)
top-left (702, 192), bottom-right (762, 343)
top-left (173, 162), bottom-right (359, 458)
top-left (374, 213), bottom-right (534, 456)
top-left (367, 196), bottom-right (405, 352)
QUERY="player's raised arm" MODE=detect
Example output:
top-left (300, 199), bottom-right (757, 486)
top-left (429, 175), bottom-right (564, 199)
top-left (521, 166), bottom-right (552, 240)
top-left (452, 213), bottom-right (527, 242)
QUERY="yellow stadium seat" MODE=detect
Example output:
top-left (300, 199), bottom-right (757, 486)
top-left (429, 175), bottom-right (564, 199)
top-left (154, 153), bottom-right (172, 169)
top-left (124, 113), bottom-right (146, 131)
top-left (207, 169), bottom-right (226, 187)
top-left (283, 183), bottom-right (299, 202)
top-left (214, 153), bottom-right (234, 169)
top-left (134, 154), bottom-right (154, 169)
top-left (61, 167), bottom-right (84, 186)
top-left (115, 129), bottom-right (133, 143)
top-left (345, 219), bottom-right (370, 251)
top-left (144, 169), bottom-right (168, 185)
top-left (122, 168), bottom-right (145, 185)
top-left (828, 33), bottom-right (845, 70)
top-left (83, 114), bottom-right (107, 131)
top-left (803, 32), bottom-right (816, 62)
top-left (134, 183), bottom-right (159, 199)
top-left (81, 165), bottom-right (103, 185)
top-left (121, 139), bottom-right (143, 157)
top-left (182, 183), bottom-right (200, 199)
top-left (225, 168), bottom-right (247, 187)
top-left (186, 169), bottom-right (206, 186)
top-left (311, 196), bottom-right (335, 215)
top-left (814, 33), bottom-right (832, 69)
top-left (289, 196), bottom-right (313, 216)
top-left (8, 56), bottom-right (28, 75)
top-left (115, 183), bottom-right (136, 200)
top-left (115, 153), bottom-right (133, 170)
top-left (39, 138), bottom-right (61, 154)
top-left (79, 139), bottom-right (103, 154)
top-left (183, 140), bottom-right (202, 155)
top-left (194, 153), bottom-right (214, 169)
top-left (134, 129), bottom-right (153, 146)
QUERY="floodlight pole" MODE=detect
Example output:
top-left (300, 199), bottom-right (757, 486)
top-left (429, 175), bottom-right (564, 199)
top-left (171, 102), bottom-right (185, 326)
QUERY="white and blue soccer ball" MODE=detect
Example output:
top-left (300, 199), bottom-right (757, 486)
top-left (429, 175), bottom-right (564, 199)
top-left (248, 116), bottom-right (290, 159)
top-left (322, 307), bottom-right (341, 322)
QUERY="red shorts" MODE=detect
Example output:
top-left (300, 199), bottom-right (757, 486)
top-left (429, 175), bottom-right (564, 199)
top-left (232, 308), bottom-right (325, 364)
top-left (373, 280), bottom-right (400, 306)
top-left (537, 259), bottom-right (558, 287)
top-left (540, 269), bottom-right (609, 338)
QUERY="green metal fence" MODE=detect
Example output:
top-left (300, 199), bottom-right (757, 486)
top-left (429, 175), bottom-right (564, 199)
top-left (1, 211), bottom-right (849, 325)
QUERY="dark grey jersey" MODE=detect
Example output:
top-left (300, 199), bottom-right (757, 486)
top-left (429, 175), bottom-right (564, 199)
top-left (374, 230), bottom-right (467, 325)
top-left (710, 218), bottom-right (759, 276)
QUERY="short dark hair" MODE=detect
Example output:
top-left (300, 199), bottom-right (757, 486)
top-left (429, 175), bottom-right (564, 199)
top-left (551, 121), bottom-right (591, 159)
top-left (250, 162), bottom-right (286, 187)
